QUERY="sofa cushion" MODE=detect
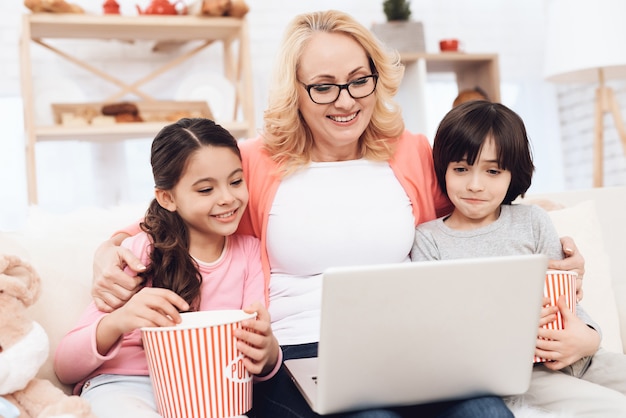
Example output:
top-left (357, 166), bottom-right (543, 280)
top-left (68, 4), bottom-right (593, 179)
top-left (544, 200), bottom-right (622, 353)
top-left (0, 231), bottom-right (30, 259)
top-left (2, 204), bottom-right (146, 393)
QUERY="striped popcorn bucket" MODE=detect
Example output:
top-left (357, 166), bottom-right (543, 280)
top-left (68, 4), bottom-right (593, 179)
top-left (534, 270), bottom-right (577, 363)
top-left (141, 310), bottom-right (256, 418)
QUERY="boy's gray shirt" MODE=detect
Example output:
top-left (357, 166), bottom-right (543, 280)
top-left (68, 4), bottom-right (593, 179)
top-left (411, 203), bottom-right (599, 333)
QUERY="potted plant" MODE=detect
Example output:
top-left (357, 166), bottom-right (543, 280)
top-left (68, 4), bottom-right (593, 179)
top-left (383, 0), bottom-right (411, 21)
top-left (372, 0), bottom-right (425, 53)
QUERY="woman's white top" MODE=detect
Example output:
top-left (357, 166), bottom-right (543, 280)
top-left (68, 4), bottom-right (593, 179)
top-left (266, 159), bottom-right (415, 345)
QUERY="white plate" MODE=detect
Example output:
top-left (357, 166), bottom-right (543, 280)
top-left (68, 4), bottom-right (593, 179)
top-left (174, 72), bottom-right (235, 122)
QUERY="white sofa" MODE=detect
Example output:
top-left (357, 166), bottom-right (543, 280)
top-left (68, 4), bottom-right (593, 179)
top-left (0, 187), bottom-right (624, 409)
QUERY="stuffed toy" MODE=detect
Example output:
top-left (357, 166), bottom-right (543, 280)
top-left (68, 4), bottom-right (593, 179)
top-left (226, 0), bottom-right (249, 18)
top-left (24, 0), bottom-right (84, 14)
top-left (0, 254), bottom-right (96, 418)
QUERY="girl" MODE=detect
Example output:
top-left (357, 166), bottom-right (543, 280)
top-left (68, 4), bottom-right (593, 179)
top-left (411, 100), bottom-right (626, 417)
top-left (54, 118), bottom-right (281, 418)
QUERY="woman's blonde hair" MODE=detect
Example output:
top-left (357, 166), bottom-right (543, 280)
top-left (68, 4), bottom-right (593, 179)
top-left (263, 9), bottom-right (406, 175)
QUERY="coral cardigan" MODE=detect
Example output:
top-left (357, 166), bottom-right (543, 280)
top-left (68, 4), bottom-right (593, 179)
top-left (237, 131), bottom-right (453, 305)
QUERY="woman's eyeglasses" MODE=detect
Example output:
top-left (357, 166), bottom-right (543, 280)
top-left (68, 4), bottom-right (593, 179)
top-left (299, 74), bottom-right (378, 104)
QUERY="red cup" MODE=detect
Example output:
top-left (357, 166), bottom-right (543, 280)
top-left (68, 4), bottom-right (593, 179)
top-left (439, 39), bottom-right (460, 52)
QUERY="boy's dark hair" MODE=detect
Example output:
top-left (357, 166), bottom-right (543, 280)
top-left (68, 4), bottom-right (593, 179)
top-left (432, 100), bottom-right (534, 205)
top-left (139, 118), bottom-right (241, 310)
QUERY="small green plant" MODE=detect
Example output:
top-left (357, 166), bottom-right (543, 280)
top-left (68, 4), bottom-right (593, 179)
top-left (383, 0), bottom-right (412, 21)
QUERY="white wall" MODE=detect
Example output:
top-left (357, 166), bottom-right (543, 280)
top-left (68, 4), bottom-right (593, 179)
top-left (1, 0), bottom-right (625, 228)
top-left (556, 82), bottom-right (626, 188)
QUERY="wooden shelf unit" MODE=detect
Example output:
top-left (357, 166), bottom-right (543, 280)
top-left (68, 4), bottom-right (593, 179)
top-left (400, 52), bottom-right (501, 103)
top-left (20, 13), bottom-right (255, 204)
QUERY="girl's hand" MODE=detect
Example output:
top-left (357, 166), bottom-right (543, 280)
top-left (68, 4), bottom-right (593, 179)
top-left (547, 236), bottom-right (585, 301)
top-left (534, 297), bottom-right (600, 370)
top-left (538, 296), bottom-right (558, 327)
top-left (96, 288), bottom-right (189, 355)
top-left (92, 235), bottom-right (145, 312)
top-left (234, 302), bottom-right (280, 377)
top-left (110, 287), bottom-right (188, 333)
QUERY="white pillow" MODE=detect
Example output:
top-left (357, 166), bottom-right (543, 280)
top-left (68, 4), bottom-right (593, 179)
top-left (0, 232), bottom-right (30, 259)
top-left (10, 204), bottom-right (147, 391)
top-left (546, 200), bottom-right (622, 353)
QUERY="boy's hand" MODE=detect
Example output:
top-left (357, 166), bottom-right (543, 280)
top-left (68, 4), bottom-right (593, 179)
top-left (534, 296), bottom-right (600, 370)
top-left (538, 296), bottom-right (558, 327)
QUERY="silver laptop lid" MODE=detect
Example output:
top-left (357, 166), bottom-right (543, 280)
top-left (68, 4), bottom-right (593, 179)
top-left (314, 254), bottom-right (547, 414)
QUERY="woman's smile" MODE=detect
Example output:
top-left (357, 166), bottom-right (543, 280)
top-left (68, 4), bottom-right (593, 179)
top-left (328, 111), bottom-right (359, 123)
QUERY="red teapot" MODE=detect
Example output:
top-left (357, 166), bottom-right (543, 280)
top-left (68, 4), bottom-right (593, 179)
top-left (136, 0), bottom-right (187, 15)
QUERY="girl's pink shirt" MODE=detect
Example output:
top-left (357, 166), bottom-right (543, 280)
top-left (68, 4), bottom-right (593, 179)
top-left (54, 233), bottom-right (266, 394)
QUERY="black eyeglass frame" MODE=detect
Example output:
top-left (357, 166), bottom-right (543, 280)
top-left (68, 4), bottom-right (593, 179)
top-left (299, 74), bottom-right (379, 104)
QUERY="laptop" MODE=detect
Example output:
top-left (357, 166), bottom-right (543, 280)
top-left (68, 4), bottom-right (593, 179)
top-left (284, 254), bottom-right (548, 415)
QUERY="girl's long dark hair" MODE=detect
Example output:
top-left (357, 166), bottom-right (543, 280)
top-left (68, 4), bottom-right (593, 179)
top-left (139, 118), bottom-right (241, 311)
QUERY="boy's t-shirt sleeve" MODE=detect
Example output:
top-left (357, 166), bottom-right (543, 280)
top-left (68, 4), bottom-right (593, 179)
top-left (411, 220), bottom-right (442, 261)
top-left (529, 204), bottom-right (564, 260)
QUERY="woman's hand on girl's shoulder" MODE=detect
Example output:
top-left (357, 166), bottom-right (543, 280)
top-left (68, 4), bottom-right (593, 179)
top-left (92, 235), bottom-right (146, 312)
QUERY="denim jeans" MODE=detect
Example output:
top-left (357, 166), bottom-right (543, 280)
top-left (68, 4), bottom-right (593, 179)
top-left (251, 343), bottom-right (513, 418)
top-left (80, 374), bottom-right (160, 418)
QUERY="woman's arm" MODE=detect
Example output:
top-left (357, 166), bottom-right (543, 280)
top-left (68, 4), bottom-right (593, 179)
top-left (92, 232), bottom-right (145, 312)
top-left (548, 236), bottom-right (585, 301)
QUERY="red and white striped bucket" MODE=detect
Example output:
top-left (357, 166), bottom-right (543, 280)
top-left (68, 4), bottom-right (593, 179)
top-left (142, 310), bottom-right (256, 418)
top-left (534, 270), bottom-right (577, 363)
